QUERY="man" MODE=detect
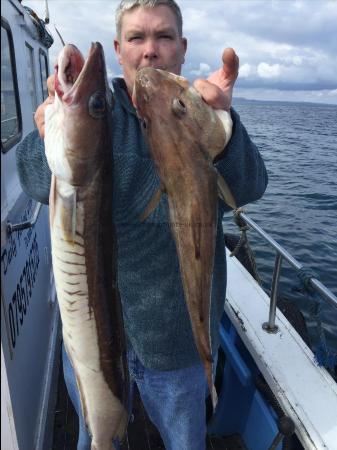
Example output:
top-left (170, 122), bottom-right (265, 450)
top-left (17, 1), bottom-right (268, 448)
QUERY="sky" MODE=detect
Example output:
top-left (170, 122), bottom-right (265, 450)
top-left (24, 0), bottom-right (337, 104)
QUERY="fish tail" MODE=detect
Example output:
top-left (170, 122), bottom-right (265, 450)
top-left (206, 361), bottom-right (218, 412)
top-left (116, 408), bottom-right (128, 441)
top-left (91, 441), bottom-right (115, 450)
top-left (211, 384), bottom-right (218, 411)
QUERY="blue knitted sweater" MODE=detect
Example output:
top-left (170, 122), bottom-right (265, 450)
top-left (16, 78), bottom-right (268, 371)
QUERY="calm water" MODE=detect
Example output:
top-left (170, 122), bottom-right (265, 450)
top-left (223, 99), bottom-right (337, 354)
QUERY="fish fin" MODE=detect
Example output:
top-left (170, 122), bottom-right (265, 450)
top-left (139, 185), bottom-right (164, 222)
top-left (92, 442), bottom-right (115, 450)
top-left (59, 185), bottom-right (77, 243)
top-left (214, 109), bottom-right (233, 148)
top-left (206, 360), bottom-right (218, 412)
top-left (211, 384), bottom-right (218, 412)
top-left (49, 175), bottom-right (56, 227)
top-left (217, 173), bottom-right (237, 210)
top-left (71, 189), bottom-right (77, 244)
top-left (116, 407), bottom-right (128, 441)
top-left (63, 340), bottom-right (90, 426)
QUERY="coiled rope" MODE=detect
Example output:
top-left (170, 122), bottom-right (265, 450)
top-left (295, 268), bottom-right (337, 373)
top-left (23, 6), bottom-right (54, 48)
top-left (230, 208), bottom-right (262, 285)
top-left (230, 210), bottom-right (336, 375)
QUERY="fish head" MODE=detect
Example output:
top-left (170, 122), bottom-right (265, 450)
top-left (45, 43), bottom-right (113, 186)
top-left (133, 67), bottom-right (227, 162)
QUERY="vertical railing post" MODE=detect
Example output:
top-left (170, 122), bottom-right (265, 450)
top-left (263, 253), bottom-right (283, 333)
top-left (235, 211), bottom-right (337, 311)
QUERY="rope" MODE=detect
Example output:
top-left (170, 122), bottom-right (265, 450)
top-left (255, 376), bottom-right (295, 449)
top-left (229, 210), bottom-right (336, 375)
top-left (297, 267), bottom-right (316, 290)
top-left (230, 208), bottom-right (262, 285)
top-left (295, 268), bottom-right (337, 372)
top-left (23, 6), bottom-right (54, 48)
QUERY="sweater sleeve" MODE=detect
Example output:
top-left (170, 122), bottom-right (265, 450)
top-left (215, 107), bottom-right (268, 213)
top-left (16, 129), bottom-right (51, 205)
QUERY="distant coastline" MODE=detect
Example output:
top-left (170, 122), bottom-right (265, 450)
top-left (232, 97), bottom-right (337, 107)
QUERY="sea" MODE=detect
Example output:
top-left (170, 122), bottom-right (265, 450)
top-left (222, 99), bottom-right (337, 359)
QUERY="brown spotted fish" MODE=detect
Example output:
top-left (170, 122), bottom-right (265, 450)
top-left (133, 68), bottom-right (236, 410)
top-left (45, 43), bottom-right (128, 450)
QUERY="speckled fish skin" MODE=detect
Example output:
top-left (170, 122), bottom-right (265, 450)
top-left (45, 43), bottom-right (128, 450)
top-left (134, 67), bottom-right (233, 409)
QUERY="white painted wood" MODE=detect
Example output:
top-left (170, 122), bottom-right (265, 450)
top-left (225, 249), bottom-right (337, 450)
top-left (1, 345), bottom-right (19, 450)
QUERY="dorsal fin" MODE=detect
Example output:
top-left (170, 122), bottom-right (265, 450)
top-left (217, 172), bottom-right (237, 209)
top-left (139, 184), bottom-right (165, 222)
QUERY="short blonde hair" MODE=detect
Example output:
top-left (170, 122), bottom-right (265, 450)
top-left (115, 0), bottom-right (183, 40)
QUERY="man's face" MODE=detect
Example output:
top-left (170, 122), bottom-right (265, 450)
top-left (114, 5), bottom-right (187, 94)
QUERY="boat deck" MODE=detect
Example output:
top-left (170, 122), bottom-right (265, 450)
top-left (52, 358), bottom-right (246, 450)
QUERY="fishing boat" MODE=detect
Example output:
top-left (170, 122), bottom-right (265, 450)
top-left (1, 1), bottom-right (337, 449)
top-left (1, 2), bottom-right (59, 450)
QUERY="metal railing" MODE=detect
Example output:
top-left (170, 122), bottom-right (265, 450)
top-left (235, 210), bottom-right (337, 334)
top-left (1, 116), bottom-right (17, 124)
top-left (7, 202), bottom-right (43, 234)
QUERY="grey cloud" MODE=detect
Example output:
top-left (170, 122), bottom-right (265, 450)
top-left (26, 0), bottom-right (337, 104)
top-left (180, 0), bottom-right (337, 102)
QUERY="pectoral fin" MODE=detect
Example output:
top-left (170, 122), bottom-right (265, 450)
top-left (49, 175), bottom-right (56, 228)
top-left (217, 173), bottom-right (237, 210)
top-left (139, 185), bottom-right (165, 222)
top-left (60, 186), bottom-right (77, 244)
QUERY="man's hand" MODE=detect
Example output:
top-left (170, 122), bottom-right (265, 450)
top-left (34, 74), bottom-right (55, 139)
top-left (193, 48), bottom-right (239, 111)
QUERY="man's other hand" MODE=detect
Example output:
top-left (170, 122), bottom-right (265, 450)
top-left (193, 48), bottom-right (239, 111)
top-left (34, 74), bottom-right (55, 139)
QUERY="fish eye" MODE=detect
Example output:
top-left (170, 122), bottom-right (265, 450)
top-left (172, 97), bottom-right (186, 117)
top-left (89, 91), bottom-right (106, 118)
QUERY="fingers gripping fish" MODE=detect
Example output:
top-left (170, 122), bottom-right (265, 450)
top-left (45, 43), bottom-right (129, 450)
top-left (133, 68), bottom-right (236, 410)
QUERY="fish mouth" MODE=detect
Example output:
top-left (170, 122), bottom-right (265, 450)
top-left (55, 43), bottom-right (104, 104)
top-left (54, 44), bottom-right (83, 99)
top-left (135, 67), bottom-right (188, 89)
top-left (135, 68), bottom-right (159, 90)
top-left (137, 63), bottom-right (168, 71)
top-left (133, 67), bottom-right (189, 116)
top-left (133, 67), bottom-right (162, 115)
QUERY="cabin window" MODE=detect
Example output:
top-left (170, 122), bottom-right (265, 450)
top-left (39, 49), bottom-right (49, 100)
top-left (1, 19), bottom-right (22, 152)
top-left (25, 43), bottom-right (38, 116)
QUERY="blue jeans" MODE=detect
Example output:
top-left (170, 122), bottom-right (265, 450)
top-left (62, 344), bottom-right (210, 450)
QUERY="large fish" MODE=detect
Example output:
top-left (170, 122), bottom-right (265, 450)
top-left (45, 43), bottom-right (128, 450)
top-left (133, 68), bottom-right (236, 409)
